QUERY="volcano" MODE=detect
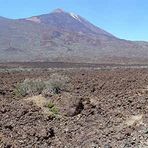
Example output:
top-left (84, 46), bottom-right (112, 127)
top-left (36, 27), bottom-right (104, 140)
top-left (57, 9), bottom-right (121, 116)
top-left (0, 8), bottom-right (148, 64)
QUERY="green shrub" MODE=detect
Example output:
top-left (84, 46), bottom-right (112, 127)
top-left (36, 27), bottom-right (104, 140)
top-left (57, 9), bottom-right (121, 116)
top-left (47, 102), bottom-right (59, 115)
top-left (47, 102), bottom-right (54, 108)
top-left (15, 82), bottom-right (29, 97)
top-left (50, 106), bottom-right (59, 115)
top-left (45, 73), bottom-right (69, 94)
top-left (15, 78), bottom-right (46, 97)
top-left (14, 73), bottom-right (69, 97)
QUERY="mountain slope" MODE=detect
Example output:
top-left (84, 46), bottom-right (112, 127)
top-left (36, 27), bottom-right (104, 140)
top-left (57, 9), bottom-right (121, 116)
top-left (25, 9), bottom-right (114, 38)
top-left (0, 8), bottom-right (148, 63)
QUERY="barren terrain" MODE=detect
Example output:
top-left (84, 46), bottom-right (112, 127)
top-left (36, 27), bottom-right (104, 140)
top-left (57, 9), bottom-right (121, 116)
top-left (0, 66), bottom-right (148, 147)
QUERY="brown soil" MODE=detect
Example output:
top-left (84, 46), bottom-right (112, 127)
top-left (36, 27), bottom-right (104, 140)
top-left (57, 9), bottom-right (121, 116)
top-left (0, 68), bottom-right (148, 147)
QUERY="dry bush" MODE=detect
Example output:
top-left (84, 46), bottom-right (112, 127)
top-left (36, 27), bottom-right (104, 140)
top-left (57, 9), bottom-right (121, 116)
top-left (26, 95), bottom-right (60, 117)
top-left (15, 79), bottom-right (46, 97)
top-left (45, 73), bottom-right (70, 94)
top-left (15, 73), bottom-right (70, 97)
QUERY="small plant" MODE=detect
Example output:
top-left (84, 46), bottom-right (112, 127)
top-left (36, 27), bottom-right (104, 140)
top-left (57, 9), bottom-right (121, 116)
top-left (15, 81), bottom-right (29, 97)
top-left (50, 83), bottom-right (61, 94)
top-left (47, 102), bottom-right (54, 108)
top-left (29, 79), bottom-right (46, 94)
top-left (45, 73), bottom-right (69, 94)
top-left (15, 78), bottom-right (46, 97)
top-left (47, 102), bottom-right (59, 115)
top-left (50, 106), bottom-right (59, 115)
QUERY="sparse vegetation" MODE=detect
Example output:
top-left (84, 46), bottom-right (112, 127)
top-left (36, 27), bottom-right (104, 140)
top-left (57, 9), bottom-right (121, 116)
top-left (47, 102), bottom-right (59, 115)
top-left (45, 73), bottom-right (69, 94)
top-left (1, 69), bottom-right (148, 147)
top-left (15, 73), bottom-right (69, 97)
top-left (25, 95), bottom-right (60, 117)
top-left (15, 78), bottom-right (46, 97)
top-left (47, 101), bottom-right (55, 108)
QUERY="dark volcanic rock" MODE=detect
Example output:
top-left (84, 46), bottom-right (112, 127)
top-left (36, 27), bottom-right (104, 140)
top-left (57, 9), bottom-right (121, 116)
top-left (0, 69), bottom-right (148, 147)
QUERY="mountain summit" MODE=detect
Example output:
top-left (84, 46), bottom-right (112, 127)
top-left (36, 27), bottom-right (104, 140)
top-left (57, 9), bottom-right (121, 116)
top-left (0, 9), bottom-right (148, 63)
top-left (25, 8), bottom-right (114, 39)
top-left (52, 8), bottom-right (65, 13)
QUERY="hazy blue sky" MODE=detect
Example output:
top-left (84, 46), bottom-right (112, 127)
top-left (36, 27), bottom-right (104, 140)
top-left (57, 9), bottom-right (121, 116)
top-left (0, 0), bottom-right (147, 41)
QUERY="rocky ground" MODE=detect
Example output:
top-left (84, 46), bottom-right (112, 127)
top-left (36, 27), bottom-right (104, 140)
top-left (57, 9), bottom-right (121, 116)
top-left (0, 68), bottom-right (148, 148)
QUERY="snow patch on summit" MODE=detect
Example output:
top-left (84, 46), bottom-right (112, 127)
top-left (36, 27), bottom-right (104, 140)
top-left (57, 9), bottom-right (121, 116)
top-left (70, 13), bottom-right (81, 22)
